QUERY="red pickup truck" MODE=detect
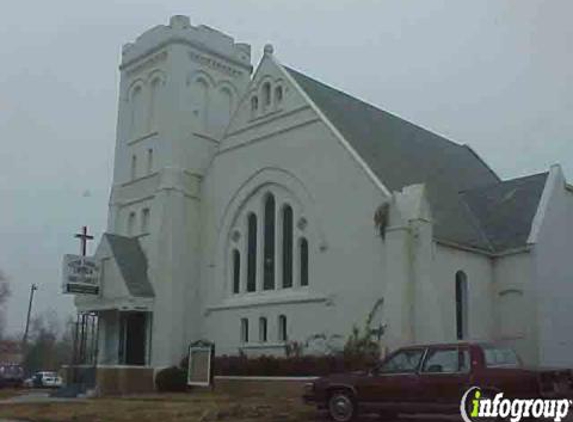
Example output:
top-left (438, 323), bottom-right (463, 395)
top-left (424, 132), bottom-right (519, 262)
top-left (303, 342), bottom-right (573, 421)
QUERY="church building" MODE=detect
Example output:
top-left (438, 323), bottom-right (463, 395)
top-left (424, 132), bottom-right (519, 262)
top-left (76, 15), bottom-right (573, 372)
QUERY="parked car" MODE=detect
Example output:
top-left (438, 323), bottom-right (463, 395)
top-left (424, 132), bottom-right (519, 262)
top-left (0, 364), bottom-right (24, 388)
top-left (303, 342), bottom-right (573, 421)
top-left (32, 371), bottom-right (63, 388)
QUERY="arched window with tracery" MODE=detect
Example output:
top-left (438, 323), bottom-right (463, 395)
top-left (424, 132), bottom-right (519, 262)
top-left (246, 213), bottom-right (257, 292)
top-left (282, 205), bottom-right (293, 288)
top-left (263, 194), bottom-right (275, 290)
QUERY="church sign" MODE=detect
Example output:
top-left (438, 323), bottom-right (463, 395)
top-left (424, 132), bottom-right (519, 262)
top-left (187, 341), bottom-right (214, 387)
top-left (62, 254), bottom-right (100, 295)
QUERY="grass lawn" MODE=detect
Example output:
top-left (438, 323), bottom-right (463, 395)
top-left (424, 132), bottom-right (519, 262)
top-left (0, 389), bottom-right (319, 422)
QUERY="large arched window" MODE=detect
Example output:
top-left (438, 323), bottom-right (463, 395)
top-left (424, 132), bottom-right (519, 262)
top-left (282, 205), bottom-right (293, 288)
top-left (300, 238), bottom-right (309, 287)
top-left (455, 271), bottom-right (468, 340)
top-left (263, 195), bottom-right (276, 290)
top-left (232, 249), bottom-right (241, 294)
top-left (247, 214), bottom-right (257, 292)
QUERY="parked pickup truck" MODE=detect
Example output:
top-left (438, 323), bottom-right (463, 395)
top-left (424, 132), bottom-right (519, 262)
top-left (303, 342), bottom-right (573, 421)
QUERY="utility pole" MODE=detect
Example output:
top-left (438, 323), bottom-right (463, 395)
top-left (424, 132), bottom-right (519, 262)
top-left (22, 283), bottom-right (38, 344)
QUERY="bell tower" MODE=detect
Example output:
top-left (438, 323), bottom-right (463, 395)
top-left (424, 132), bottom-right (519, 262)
top-left (107, 15), bottom-right (252, 366)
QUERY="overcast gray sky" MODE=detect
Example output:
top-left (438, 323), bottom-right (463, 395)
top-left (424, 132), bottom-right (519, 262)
top-left (1, 0), bottom-right (572, 335)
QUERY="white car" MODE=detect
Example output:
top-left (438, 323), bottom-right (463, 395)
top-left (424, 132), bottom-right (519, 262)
top-left (34, 371), bottom-right (63, 388)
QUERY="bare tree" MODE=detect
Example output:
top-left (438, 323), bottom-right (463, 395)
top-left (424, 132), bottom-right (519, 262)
top-left (0, 270), bottom-right (11, 339)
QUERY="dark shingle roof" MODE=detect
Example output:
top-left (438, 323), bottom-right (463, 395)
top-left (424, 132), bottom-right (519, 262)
top-left (105, 234), bottom-right (154, 298)
top-left (286, 66), bottom-right (547, 253)
top-left (461, 172), bottom-right (548, 252)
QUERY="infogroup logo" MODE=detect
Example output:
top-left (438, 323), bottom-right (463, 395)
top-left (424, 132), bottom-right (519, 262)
top-left (460, 386), bottom-right (572, 422)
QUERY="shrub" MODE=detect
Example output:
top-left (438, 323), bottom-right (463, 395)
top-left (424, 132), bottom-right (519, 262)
top-left (213, 353), bottom-right (376, 377)
top-left (155, 366), bottom-right (187, 392)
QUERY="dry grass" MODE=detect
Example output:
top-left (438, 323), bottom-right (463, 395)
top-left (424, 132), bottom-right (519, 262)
top-left (0, 390), bottom-right (319, 422)
top-left (0, 388), bottom-right (27, 400)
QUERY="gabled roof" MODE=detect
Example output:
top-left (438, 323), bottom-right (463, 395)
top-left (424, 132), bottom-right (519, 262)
top-left (104, 234), bottom-right (154, 298)
top-left (285, 66), bottom-right (546, 253)
top-left (461, 172), bottom-right (548, 252)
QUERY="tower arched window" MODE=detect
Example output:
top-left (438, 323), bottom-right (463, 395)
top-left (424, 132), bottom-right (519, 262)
top-left (130, 85), bottom-right (143, 137)
top-left (278, 315), bottom-right (288, 342)
top-left (282, 205), bottom-right (293, 288)
top-left (262, 82), bottom-right (271, 108)
top-left (247, 213), bottom-right (257, 292)
top-left (263, 194), bottom-right (275, 290)
top-left (232, 249), bottom-right (241, 294)
top-left (300, 238), bottom-right (309, 287)
top-left (455, 271), bottom-right (469, 340)
top-left (149, 77), bottom-right (162, 132)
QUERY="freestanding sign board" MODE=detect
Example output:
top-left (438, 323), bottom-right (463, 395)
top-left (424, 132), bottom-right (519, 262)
top-left (62, 254), bottom-right (100, 295)
top-left (187, 341), bottom-right (214, 387)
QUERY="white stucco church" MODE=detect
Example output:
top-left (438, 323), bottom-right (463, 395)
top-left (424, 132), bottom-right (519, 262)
top-left (76, 15), bottom-right (573, 372)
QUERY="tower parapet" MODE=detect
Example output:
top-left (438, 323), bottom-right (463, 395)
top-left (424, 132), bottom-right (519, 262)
top-left (121, 15), bottom-right (251, 72)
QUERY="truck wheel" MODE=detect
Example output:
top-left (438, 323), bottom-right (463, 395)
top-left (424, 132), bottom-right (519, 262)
top-left (328, 390), bottom-right (357, 422)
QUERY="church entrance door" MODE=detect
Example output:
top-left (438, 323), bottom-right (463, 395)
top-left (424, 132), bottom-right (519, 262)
top-left (119, 312), bottom-right (148, 365)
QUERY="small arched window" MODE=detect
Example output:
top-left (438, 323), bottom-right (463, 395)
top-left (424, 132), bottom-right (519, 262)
top-left (278, 315), bottom-right (288, 342)
top-left (141, 208), bottom-right (150, 233)
top-left (146, 149), bottom-right (153, 175)
top-left (251, 96), bottom-right (258, 117)
top-left (127, 212), bottom-right (136, 236)
top-left (455, 271), bottom-right (469, 340)
top-left (263, 194), bottom-right (276, 290)
top-left (232, 249), bottom-right (241, 294)
top-left (259, 317), bottom-right (268, 343)
top-left (282, 205), bottom-right (293, 288)
top-left (275, 86), bottom-right (283, 104)
top-left (130, 154), bottom-right (137, 180)
top-left (240, 318), bottom-right (249, 343)
top-left (262, 82), bottom-right (271, 107)
top-left (247, 213), bottom-right (257, 292)
top-left (300, 238), bottom-right (309, 287)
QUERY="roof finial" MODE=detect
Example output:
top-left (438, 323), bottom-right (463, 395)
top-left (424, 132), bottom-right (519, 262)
top-left (263, 43), bottom-right (274, 56)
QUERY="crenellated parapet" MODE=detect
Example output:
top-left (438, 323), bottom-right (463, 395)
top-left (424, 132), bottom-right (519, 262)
top-left (120, 15), bottom-right (252, 72)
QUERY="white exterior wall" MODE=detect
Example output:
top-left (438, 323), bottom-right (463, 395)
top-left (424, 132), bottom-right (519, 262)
top-left (198, 54), bottom-right (389, 355)
top-left (531, 166), bottom-right (573, 366)
top-left (492, 251), bottom-right (538, 364)
top-left (433, 244), bottom-right (495, 342)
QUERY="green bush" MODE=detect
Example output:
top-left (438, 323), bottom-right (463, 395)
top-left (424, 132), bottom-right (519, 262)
top-left (155, 366), bottom-right (187, 392)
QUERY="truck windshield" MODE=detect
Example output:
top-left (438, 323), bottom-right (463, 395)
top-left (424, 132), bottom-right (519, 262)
top-left (483, 346), bottom-right (519, 367)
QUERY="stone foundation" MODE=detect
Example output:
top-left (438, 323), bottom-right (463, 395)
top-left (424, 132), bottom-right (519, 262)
top-left (96, 365), bottom-right (155, 396)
